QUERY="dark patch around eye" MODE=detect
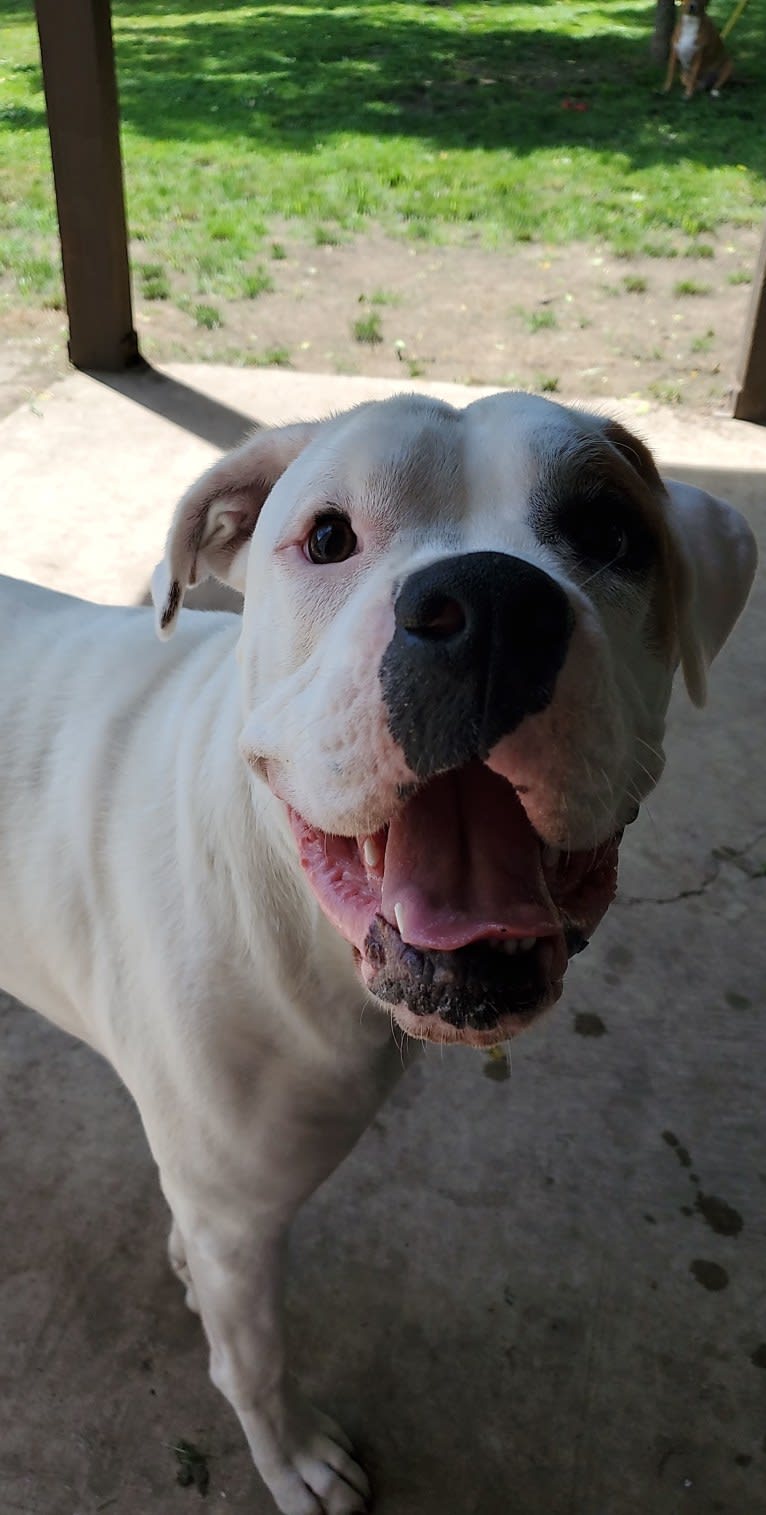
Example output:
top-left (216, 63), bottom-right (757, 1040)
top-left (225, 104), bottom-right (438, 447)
top-left (536, 488), bottom-right (657, 578)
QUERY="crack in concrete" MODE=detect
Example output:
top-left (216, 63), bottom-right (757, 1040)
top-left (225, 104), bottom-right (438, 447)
top-left (621, 826), bottom-right (766, 907)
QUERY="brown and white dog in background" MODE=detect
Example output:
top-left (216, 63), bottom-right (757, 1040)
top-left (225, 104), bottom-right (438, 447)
top-left (664, 0), bottom-right (733, 99)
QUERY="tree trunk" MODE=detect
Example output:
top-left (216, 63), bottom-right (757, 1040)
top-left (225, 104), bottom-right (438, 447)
top-left (651, 0), bottom-right (677, 62)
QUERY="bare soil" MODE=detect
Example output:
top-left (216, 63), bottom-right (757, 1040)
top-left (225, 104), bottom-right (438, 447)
top-left (1, 226), bottom-right (758, 419)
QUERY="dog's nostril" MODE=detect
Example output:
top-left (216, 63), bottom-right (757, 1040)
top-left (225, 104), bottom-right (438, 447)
top-left (402, 592), bottom-right (467, 642)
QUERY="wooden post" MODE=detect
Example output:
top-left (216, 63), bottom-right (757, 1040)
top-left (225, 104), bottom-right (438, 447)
top-left (733, 220), bottom-right (766, 424)
top-left (35, 0), bottom-right (140, 371)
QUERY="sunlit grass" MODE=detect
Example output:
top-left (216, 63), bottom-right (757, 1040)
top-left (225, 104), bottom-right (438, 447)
top-left (1, 0), bottom-right (764, 318)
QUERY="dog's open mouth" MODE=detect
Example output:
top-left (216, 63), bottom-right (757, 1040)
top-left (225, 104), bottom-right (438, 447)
top-left (288, 761), bottom-right (619, 1046)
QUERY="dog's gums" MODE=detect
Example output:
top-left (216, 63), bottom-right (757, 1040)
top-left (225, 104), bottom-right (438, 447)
top-left (287, 761), bottom-right (620, 1045)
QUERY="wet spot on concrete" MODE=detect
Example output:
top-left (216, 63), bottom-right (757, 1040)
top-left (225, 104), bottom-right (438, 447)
top-left (680, 1205), bottom-right (694, 1217)
top-left (608, 944), bottom-right (633, 969)
top-left (662, 1130), bottom-right (692, 1168)
top-left (690, 1172), bottom-right (700, 1186)
top-left (726, 990), bottom-right (752, 1010)
top-left (483, 1048), bottom-right (511, 1081)
top-left (644, 1213), bottom-right (657, 1224)
top-left (573, 1011), bottom-right (606, 1037)
top-left (604, 971), bottom-right (620, 987)
top-left (690, 1259), bottom-right (729, 1291)
top-left (750, 1343), bottom-right (766, 1370)
top-left (173, 1439), bottom-right (210, 1495)
top-left (694, 1192), bottom-right (743, 1237)
top-left (735, 1454), bottom-right (752, 1467)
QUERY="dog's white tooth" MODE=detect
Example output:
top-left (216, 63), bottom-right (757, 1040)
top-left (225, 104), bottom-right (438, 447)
top-left (363, 837), bottom-right (381, 870)
top-left (393, 902), bottom-right (406, 939)
top-left (519, 937), bottom-right (536, 952)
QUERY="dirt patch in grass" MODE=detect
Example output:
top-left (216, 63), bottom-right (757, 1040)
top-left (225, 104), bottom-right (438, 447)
top-left (1, 225), bottom-right (758, 418)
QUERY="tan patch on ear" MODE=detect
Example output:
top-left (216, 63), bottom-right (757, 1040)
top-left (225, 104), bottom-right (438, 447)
top-left (601, 418), bottom-right (680, 664)
top-left (601, 419), bottom-right (663, 495)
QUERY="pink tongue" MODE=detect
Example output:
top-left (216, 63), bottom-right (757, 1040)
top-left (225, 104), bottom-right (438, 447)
top-left (381, 762), bottom-right (561, 951)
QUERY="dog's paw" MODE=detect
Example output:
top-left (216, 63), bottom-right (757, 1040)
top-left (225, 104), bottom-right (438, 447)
top-left (263, 1401), bottom-right (370, 1515)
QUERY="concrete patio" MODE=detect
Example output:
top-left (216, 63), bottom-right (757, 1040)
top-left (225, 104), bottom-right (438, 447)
top-left (0, 366), bottom-right (764, 1515)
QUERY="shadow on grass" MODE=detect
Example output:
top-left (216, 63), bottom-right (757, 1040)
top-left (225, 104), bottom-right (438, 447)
top-left (3, 0), bottom-right (763, 175)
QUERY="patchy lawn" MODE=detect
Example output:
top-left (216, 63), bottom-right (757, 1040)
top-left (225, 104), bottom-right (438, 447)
top-left (1, 0), bottom-right (763, 411)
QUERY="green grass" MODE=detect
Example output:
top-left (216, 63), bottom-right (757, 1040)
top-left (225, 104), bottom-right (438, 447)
top-left (691, 328), bottom-right (716, 354)
top-left (623, 274), bottom-right (648, 293)
top-left (1, 0), bottom-right (764, 317)
top-left (673, 278), bottom-right (712, 297)
top-left (192, 302), bottom-right (223, 329)
top-left (138, 262), bottom-right (170, 300)
top-left (353, 311), bottom-right (384, 345)
top-left (241, 267), bottom-right (273, 298)
top-left (526, 308), bottom-right (558, 332)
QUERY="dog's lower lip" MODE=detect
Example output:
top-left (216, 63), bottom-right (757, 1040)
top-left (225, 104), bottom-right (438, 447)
top-left (286, 764), bottom-right (621, 1042)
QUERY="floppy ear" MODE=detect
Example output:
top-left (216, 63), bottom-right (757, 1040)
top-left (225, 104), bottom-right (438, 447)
top-left (662, 479), bottom-right (757, 708)
top-left (151, 420), bottom-right (319, 639)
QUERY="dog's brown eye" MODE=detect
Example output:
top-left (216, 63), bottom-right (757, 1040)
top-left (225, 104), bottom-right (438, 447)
top-left (556, 496), bottom-right (654, 575)
top-left (567, 515), bottom-right (629, 565)
top-left (306, 514), bottom-right (357, 565)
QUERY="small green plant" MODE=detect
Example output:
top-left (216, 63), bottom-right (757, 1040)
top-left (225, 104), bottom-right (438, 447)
top-left (261, 345), bottom-right (292, 367)
top-left (684, 243), bottom-right (715, 260)
top-left (370, 287), bottom-right (400, 307)
top-left (242, 345), bottom-right (292, 368)
top-left (728, 270), bottom-right (752, 285)
top-left (242, 268), bottom-right (274, 299)
top-left (407, 359), bottom-right (427, 379)
top-left (138, 262), bottom-right (170, 300)
top-left (673, 279), bottom-right (712, 297)
top-left (193, 303), bottom-right (223, 329)
top-left (691, 328), bottom-right (715, 354)
top-left (526, 308), bottom-right (557, 332)
top-left (623, 275), bottom-right (648, 294)
top-left (270, 242), bottom-right (287, 261)
top-left (353, 311), bottom-right (384, 345)
top-left (16, 254), bottom-right (59, 295)
top-left (537, 374), bottom-right (560, 393)
top-left (648, 379), bottom-right (683, 405)
top-left (314, 225), bottom-right (341, 246)
top-left (641, 240), bottom-right (678, 259)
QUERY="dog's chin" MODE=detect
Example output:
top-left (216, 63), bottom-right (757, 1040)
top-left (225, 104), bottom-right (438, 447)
top-left (356, 915), bottom-right (578, 1047)
top-left (285, 761), bottom-right (621, 1047)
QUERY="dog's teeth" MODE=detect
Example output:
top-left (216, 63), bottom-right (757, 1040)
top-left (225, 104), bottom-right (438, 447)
top-left (393, 902), bottom-right (406, 939)
top-left (519, 937), bottom-right (536, 952)
top-left (362, 836), bottom-right (382, 870)
top-left (503, 940), bottom-right (519, 955)
top-left (542, 845), bottom-right (560, 869)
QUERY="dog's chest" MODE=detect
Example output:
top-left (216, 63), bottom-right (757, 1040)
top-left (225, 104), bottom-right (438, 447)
top-left (675, 15), bottom-right (701, 68)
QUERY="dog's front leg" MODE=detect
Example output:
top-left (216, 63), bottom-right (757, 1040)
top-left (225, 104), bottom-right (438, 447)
top-left (684, 53), bottom-right (703, 98)
top-left (662, 46), bottom-right (678, 92)
top-left (170, 1200), bottom-right (369, 1515)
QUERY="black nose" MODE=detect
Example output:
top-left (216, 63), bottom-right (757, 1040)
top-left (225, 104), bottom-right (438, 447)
top-left (380, 551), bottom-right (574, 778)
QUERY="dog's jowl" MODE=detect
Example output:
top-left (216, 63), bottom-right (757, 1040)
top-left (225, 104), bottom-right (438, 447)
top-left (0, 392), bottom-right (756, 1514)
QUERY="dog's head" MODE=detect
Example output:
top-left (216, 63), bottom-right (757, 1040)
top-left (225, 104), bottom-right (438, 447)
top-left (153, 393), bottom-right (756, 1047)
top-left (681, 0), bottom-right (708, 17)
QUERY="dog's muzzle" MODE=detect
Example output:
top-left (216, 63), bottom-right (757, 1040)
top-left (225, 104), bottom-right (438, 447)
top-left (379, 552), bottom-right (574, 778)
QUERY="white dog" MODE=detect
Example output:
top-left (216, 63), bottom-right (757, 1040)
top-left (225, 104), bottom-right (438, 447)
top-left (0, 392), bottom-right (756, 1514)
